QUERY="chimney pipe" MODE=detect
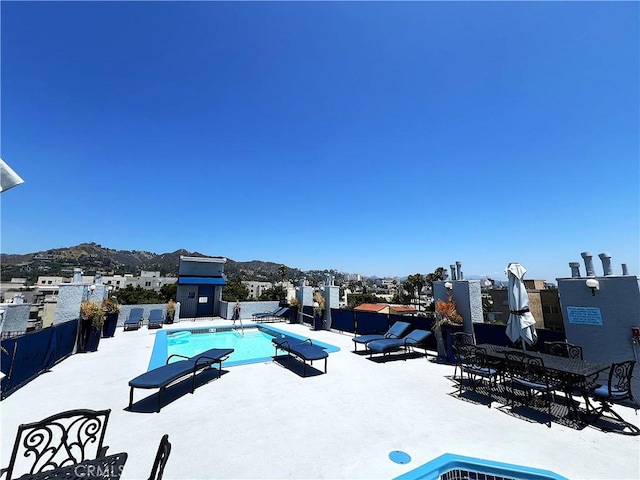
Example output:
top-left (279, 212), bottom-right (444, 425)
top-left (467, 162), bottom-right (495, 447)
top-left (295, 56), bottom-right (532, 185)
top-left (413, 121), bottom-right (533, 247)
top-left (569, 262), bottom-right (581, 278)
top-left (622, 264), bottom-right (629, 276)
top-left (581, 252), bottom-right (596, 277)
top-left (456, 261), bottom-right (462, 281)
top-left (598, 252), bottom-right (613, 276)
top-left (72, 268), bottom-right (83, 283)
top-left (450, 264), bottom-right (457, 281)
top-left (442, 269), bottom-right (449, 281)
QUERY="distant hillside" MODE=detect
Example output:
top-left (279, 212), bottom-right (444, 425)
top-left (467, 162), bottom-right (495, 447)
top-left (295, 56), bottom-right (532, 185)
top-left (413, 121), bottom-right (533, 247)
top-left (0, 242), bottom-right (332, 285)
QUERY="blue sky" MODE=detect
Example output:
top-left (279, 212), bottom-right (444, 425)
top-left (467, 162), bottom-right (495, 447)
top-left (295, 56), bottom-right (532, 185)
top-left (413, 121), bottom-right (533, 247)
top-left (1, 1), bottom-right (638, 282)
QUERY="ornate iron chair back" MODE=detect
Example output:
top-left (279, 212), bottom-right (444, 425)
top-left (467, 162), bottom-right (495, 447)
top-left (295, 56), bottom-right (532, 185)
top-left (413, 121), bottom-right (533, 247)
top-left (1, 409), bottom-right (111, 480)
top-left (606, 360), bottom-right (635, 403)
top-left (148, 434), bottom-right (171, 480)
top-left (505, 351), bottom-right (545, 381)
top-left (544, 341), bottom-right (583, 360)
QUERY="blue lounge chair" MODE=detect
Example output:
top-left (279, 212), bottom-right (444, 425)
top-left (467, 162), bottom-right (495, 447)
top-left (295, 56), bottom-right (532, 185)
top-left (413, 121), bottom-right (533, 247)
top-left (352, 321), bottom-right (411, 351)
top-left (366, 329), bottom-right (432, 359)
top-left (148, 309), bottom-right (164, 329)
top-left (124, 307), bottom-right (144, 331)
top-left (272, 336), bottom-right (328, 375)
top-left (252, 306), bottom-right (281, 321)
top-left (254, 306), bottom-right (289, 322)
top-left (128, 348), bottom-right (234, 412)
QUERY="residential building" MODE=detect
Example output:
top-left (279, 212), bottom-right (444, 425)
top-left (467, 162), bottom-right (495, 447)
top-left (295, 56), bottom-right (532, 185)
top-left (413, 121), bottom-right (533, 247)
top-left (242, 281), bottom-right (272, 299)
top-left (489, 279), bottom-right (562, 330)
top-left (353, 303), bottom-right (418, 316)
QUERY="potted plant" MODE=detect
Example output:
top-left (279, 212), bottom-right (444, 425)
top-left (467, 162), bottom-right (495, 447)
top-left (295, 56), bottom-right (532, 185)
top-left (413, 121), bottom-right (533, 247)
top-left (101, 297), bottom-right (120, 338)
top-left (312, 293), bottom-right (325, 330)
top-left (432, 291), bottom-right (463, 361)
top-left (166, 299), bottom-right (176, 324)
top-left (78, 301), bottom-right (105, 352)
top-left (289, 297), bottom-right (300, 324)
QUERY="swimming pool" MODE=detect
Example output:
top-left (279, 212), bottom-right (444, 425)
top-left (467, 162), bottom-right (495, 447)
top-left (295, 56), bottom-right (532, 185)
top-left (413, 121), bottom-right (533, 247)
top-left (148, 324), bottom-right (340, 371)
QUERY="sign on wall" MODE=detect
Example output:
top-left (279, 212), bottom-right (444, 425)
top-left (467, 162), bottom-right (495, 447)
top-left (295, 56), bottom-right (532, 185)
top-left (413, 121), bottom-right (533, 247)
top-left (566, 306), bottom-right (603, 326)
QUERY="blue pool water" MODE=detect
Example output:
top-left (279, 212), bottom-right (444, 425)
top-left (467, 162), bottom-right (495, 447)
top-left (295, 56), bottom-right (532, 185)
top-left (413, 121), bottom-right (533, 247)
top-left (148, 324), bottom-right (340, 371)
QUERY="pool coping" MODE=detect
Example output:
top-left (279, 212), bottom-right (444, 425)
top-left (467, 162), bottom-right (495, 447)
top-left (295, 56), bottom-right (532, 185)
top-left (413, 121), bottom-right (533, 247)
top-left (393, 453), bottom-right (569, 480)
top-left (148, 323), bottom-right (340, 371)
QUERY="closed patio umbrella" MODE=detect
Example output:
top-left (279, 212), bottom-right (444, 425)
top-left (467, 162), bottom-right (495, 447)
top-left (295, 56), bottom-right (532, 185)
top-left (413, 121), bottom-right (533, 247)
top-left (0, 158), bottom-right (24, 193)
top-left (505, 262), bottom-right (538, 349)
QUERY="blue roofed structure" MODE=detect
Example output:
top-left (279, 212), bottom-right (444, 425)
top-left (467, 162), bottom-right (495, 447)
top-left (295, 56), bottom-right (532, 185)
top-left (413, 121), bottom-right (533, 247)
top-left (176, 256), bottom-right (227, 318)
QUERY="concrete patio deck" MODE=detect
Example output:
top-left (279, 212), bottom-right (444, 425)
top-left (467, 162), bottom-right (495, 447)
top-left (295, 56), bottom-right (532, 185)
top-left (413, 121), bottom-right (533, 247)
top-left (1, 318), bottom-right (639, 479)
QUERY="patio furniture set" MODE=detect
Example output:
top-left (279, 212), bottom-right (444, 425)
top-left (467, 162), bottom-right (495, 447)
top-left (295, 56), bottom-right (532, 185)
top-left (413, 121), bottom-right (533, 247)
top-left (0, 409), bottom-right (171, 480)
top-left (451, 332), bottom-right (638, 434)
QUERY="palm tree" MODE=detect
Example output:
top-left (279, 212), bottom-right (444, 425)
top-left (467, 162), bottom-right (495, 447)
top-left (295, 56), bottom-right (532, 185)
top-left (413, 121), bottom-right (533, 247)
top-left (278, 265), bottom-right (288, 304)
top-left (404, 273), bottom-right (426, 312)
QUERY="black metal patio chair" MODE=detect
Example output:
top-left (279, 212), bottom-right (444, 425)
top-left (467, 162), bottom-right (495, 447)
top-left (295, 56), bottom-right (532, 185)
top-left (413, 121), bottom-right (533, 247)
top-left (451, 332), bottom-right (475, 382)
top-left (0, 409), bottom-right (111, 480)
top-left (148, 434), bottom-right (172, 480)
top-left (457, 345), bottom-right (501, 408)
top-left (504, 351), bottom-right (562, 427)
top-left (576, 360), bottom-right (639, 435)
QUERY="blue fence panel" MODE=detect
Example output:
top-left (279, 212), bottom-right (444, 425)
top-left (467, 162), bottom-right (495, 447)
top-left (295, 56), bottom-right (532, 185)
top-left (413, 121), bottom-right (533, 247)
top-left (1, 320), bottom-right (78, 400)
top-left (355, 312), bottom-right (390, 335)
top-left (302, 306), bottom-right (314, 325)
top-left (55, 320), bottom-right (79, 361)
top-left (534, 329), bottom-right (566, 352)
top-left (331, 309), bottom-right (355, 333)
top-left (473, 323), bottom-right (509, 346)
top-left (473, 323), bottom-right (565, 352)
top-left (408, 316), bottom-right (438, 352)
top-left (388, 314), bottom-right (409, 329)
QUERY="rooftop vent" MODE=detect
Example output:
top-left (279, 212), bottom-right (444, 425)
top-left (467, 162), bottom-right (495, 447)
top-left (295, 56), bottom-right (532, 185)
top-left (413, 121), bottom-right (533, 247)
top-left (581, 252), bottom-right (596, 277)
top-left (569, 262), bottom-right (581, 278)
top-left (598, 252), bottom-right (613, 276)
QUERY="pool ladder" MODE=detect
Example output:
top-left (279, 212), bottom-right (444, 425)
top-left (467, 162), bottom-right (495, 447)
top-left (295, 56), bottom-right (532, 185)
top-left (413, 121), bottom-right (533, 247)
top-left (233, 317), bottom-right (244, 336)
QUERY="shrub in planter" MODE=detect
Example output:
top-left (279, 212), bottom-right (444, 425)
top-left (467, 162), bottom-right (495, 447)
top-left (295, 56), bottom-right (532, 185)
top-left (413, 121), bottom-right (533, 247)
top-left (166, 299), bottom-right (176, 324)
top-left (432, 292), bottom-right (463, 361)
top-left (79, 301), bottom-right (105, 352)
top-left (101, 298), bottom-right (120, 338)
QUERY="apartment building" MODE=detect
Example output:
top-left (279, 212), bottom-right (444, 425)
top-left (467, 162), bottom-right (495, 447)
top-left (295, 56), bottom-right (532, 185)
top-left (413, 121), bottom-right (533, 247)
top-left (243, 281), bottom-right (272, 299)
top-left (36, 271), bottom-right (177, 292)
top-left (489, 279), bottom-right (562, 330)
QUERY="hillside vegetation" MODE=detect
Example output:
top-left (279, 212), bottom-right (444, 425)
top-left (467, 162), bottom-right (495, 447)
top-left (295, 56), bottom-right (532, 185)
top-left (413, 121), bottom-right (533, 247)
top-left (0, 242), bottom-right (340, 285)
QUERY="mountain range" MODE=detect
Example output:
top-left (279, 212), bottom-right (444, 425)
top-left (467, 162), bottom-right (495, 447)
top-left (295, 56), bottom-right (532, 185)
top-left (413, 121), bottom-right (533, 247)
top-left (0, 243), bottom-right (341, 285)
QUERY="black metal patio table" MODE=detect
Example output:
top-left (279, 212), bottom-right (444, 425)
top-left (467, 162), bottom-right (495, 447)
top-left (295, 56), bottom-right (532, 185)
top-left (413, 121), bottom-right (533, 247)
top-left (477, 344), bottom-right (608, 378)
top-left (477, 343), bottom-right (609, 420)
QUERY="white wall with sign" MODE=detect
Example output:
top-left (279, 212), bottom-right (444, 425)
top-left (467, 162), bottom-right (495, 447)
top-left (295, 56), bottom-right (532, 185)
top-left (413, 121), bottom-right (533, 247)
top-left (557, 275), bottom-right (640, 406)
